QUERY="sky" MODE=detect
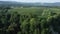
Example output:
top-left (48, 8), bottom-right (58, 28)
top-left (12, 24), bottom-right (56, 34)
top-left (0, 0), bottom-right (60, 3)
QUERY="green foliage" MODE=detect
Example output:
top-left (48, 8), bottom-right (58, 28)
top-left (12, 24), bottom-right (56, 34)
top-left (0, 7), bottom-right (60, 34)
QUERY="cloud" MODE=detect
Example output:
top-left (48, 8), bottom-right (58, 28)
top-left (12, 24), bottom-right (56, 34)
top-left (0, 0), bottom-right (60, 3)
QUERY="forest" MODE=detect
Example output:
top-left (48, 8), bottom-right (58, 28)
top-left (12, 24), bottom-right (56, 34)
top-left (0, 7), bottom-right (60, 34)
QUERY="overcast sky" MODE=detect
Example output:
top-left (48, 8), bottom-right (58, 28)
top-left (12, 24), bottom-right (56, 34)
top-left (0, 0), bottom-right (60, 3)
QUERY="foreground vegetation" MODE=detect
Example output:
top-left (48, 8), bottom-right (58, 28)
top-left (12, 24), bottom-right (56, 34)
top-left (0, 7), bottom-right (60, 34)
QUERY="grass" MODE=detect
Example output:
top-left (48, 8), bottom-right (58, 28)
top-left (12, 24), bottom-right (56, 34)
top-left (8, 7), bottom-right (60, 16)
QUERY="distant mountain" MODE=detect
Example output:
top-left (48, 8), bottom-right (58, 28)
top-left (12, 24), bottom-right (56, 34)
top-left (0, 1), bottom-right (60, 7)
top-left (0, 1), bottom-right (22, 7)
top-left (0, 1), bottom-right (41, 7)
top-left (41, 2), bottom-right (60, 6)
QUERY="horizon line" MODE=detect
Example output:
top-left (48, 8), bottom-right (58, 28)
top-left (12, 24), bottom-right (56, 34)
top-left (0, 1), bottom-right (60, 3)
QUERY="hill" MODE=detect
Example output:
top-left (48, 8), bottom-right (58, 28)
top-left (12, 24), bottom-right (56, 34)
top-left (0, 1), bottom-right (60, 7)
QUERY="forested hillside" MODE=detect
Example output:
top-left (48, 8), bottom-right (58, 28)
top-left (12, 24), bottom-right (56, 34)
top-left (0, 7), bottom-right (60, 34)
top-left (1, 1), bottom-right (60, 7)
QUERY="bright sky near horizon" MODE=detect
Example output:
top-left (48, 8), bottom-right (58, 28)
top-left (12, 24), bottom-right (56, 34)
top-left (0, 0), bottom-right (60, 3)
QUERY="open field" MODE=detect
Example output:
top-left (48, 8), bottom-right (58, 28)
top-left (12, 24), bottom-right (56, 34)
top-left (8, 7), bottom-right (60, 18)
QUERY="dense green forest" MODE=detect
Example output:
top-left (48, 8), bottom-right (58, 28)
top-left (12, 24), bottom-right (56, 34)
top-left (0, 7), bottom-right (60, 34)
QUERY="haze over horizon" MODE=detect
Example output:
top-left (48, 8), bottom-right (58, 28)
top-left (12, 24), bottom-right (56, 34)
top-left (0, 0), bottom-right (60, 3)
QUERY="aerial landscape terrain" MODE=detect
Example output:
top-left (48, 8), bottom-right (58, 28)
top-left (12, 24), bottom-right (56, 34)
top-left (0, 0), bottom-right (60, 34)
